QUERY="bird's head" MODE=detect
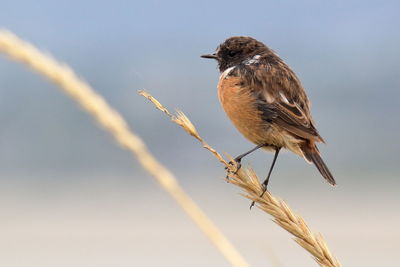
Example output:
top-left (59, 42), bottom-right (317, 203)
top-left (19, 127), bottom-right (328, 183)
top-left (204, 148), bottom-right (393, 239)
top-left (201, 36), bottom-right (267, 72)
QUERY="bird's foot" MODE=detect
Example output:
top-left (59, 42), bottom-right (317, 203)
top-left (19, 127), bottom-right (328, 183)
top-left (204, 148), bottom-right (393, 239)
top-left (249, 184), bottom-right (268, 210)
top-left (225, 157), bottom-right (242, 179)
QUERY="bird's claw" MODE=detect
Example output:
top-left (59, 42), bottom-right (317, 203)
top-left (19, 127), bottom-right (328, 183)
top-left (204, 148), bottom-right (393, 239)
top-left (249, 184), bottom-right (268, 210)
top-left (226, 158), bottom-right (242, 173)
top-left (225, 159), bottom-right (242, 181)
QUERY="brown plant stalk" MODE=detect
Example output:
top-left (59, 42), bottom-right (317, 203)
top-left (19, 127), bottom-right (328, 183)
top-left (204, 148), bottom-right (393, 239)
top-left (0, 30), bottom-right (250, 267)
top-left (139, 90), bottom-right (341, 267)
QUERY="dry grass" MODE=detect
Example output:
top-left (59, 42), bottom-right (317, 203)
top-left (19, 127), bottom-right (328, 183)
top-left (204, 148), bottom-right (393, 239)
top-left (0, 30), bottom-right (250, 267)
top-left (139, 90), bottom-right (342, 267)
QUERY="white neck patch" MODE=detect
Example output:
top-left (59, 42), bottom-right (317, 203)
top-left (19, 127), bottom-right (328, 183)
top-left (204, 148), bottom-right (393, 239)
top-left (244, 54), bottom-right (261, 65)
top-left (219, 66), bottom-right (235, 80)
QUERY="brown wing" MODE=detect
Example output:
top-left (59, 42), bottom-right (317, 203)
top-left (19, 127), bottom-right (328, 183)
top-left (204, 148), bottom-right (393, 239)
top-left (234, 59), bottom-right (325, 143)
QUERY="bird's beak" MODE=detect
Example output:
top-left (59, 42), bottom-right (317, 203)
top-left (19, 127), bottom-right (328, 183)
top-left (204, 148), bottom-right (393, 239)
top-left (201, 53), bottom-right (218, 59)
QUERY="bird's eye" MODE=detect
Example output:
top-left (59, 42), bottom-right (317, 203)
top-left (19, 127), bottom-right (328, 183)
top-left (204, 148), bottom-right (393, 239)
top-left (228, 51), bottom-right (237, 57)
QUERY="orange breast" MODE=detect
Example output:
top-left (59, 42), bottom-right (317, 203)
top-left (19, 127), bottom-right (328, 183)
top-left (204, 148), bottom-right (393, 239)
top-left (218, 75), bottom-right (268, 145)
top-left (217, 74), bottom-right (304, 155)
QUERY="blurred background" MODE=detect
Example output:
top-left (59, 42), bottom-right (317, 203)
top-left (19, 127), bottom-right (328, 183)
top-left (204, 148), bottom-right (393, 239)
top-left (0, 0), bottom-right (399, 266)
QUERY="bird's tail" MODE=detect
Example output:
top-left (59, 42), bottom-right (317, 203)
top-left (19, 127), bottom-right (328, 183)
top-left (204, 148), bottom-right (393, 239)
top-left (301, 142), bottom-right (336, 186)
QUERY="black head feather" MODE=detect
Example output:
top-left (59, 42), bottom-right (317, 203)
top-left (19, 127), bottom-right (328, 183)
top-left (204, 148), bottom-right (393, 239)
top-left (202, 36), bottom-right (270, 72)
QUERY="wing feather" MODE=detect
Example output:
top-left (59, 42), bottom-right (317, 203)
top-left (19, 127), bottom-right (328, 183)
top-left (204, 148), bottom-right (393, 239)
top-left (234, 61), bottom-right (324, 143)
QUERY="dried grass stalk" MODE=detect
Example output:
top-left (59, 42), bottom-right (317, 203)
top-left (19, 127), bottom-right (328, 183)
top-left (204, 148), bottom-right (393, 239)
top-left (0, 30), bottom-right (250, 267)
top-left (139, 90), bottom-right (341, 267)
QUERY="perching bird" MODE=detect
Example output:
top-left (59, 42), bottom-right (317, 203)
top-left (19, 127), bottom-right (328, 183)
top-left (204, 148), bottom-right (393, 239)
top-left (201, 36), bottom-right (335, 202)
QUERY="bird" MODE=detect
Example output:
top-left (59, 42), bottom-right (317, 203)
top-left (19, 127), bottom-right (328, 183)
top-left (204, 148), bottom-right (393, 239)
top-left (201, 36), bottom-right (335, 205)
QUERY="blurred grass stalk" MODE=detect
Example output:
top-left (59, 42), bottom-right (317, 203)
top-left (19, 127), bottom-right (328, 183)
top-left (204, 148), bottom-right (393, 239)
top-left (138, 92), bottom-right (341, 267)
top-left (0, 30), bottom-right (250, 267)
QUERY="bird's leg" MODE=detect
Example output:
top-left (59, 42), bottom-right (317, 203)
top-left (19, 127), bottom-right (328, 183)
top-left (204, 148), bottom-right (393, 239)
top-left (227, 144), bottom-right (266, 174)
top-left (250, 147), bottom-right (281, 209)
